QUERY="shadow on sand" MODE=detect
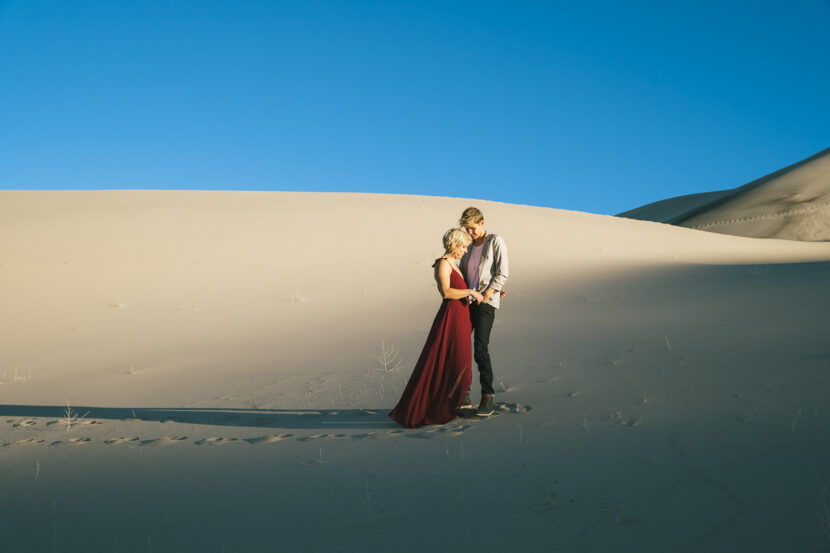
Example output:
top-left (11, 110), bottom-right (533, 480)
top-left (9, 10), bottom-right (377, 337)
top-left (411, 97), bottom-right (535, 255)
top-left (0, 405), bottom-right (396, 430)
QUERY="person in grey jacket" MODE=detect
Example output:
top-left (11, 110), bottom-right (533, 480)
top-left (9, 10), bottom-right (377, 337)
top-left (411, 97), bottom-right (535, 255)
top-left (458, 207), bottom-right (509, 415)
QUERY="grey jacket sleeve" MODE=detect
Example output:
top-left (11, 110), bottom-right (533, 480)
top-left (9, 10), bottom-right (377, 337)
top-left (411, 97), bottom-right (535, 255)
top-left (487, 235), bottom-right (509, 292)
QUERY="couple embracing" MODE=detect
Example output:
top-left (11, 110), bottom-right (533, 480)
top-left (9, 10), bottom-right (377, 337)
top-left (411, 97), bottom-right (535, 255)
top-left (389, 207), bottom-right (509, 428)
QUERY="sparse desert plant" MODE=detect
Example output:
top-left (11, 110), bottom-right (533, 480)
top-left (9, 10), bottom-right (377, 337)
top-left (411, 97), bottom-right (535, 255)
top-left (615, 509), bottom-right (638, 526)
top-left (541, 489), bottom-right (559, 510)
top-left (791, 406), bottom-right (803, 432)
top-left (63, 400), bottom-right (89, 431)
top-left (374, 338), bottom-right (402, 373)
top-left (289, 291), bottom-right (307, 303)
top-left (2, 368), bottom-right (31, 384)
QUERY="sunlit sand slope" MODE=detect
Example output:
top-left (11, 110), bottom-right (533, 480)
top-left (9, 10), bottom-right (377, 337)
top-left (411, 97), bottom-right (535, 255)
top-left (619, 147), bottom-right (830, 241)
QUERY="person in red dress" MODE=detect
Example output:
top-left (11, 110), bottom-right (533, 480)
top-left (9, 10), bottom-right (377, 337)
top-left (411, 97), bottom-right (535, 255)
top-left (389, 229), bottom-right (485, 428)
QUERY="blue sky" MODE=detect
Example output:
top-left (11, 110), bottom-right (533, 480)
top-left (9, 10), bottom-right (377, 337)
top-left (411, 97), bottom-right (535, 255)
top-left (1, 1), bottom-right (828, 215)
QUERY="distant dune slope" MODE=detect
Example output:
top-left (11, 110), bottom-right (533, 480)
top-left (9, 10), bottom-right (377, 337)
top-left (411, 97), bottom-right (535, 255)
top-left (618, 147), bottom-right (830, 241)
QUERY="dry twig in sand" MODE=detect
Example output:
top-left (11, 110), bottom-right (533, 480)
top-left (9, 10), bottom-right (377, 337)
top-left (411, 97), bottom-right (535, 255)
top-left (63, 401), bottom-right (89, 431)
top-left (374, 338), bottom-right (402, 373)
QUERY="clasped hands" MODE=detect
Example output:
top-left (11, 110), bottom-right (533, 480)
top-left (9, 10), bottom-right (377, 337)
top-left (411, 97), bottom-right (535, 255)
top-left (470, 288), bottom-right (507, 304)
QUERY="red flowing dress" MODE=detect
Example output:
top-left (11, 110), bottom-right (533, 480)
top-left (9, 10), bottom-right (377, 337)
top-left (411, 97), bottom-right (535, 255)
top-left (389, 262), bottom-right (473, 428)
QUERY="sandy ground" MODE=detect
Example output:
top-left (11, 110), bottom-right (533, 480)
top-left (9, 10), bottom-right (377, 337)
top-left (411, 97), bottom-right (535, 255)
top-left (619, 147), bottom-right (830, 241)
top-left (2, 190), bottom-right (830, 553)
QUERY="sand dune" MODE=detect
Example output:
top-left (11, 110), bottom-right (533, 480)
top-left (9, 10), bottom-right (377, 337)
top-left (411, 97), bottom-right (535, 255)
top-left (619, 147), bottom-right (830, 241)
top-left (2, 191), bottom-right (830, 552)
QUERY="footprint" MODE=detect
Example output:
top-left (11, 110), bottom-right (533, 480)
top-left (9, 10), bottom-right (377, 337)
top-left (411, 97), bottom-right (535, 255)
top-left (407, 431), bottom-right (434, 439)
top-left (11, 419), bottom-right (37, 428)
top-left (157, 436), bottom-right (188, 446)
top-left (436, 425), bottom-right (470, 438)
top-left (352, 429), bottom-right (407, 440)
top-left (498, 402), bottom-right (533, 413)
top-left (297, 433), bottom-right (347, 442)
top-left (43, 418), bottom-right (100, 428)
top-left (407, 429), bottom-right (443, 440)
top-left (50, 437), bottom-right (92, 446)
top-left (408, 424), bottom-right (472, 440)
top-left (194, 437), bottom-right (236, 446)
top-left (141, 436), bottom-right (188, 446)
top-left (104, 437), bottom-right (140, 445)
top-left (3, 438), bottom-right (45, 447)
top-left (242, 434), bottom-right (294, 445)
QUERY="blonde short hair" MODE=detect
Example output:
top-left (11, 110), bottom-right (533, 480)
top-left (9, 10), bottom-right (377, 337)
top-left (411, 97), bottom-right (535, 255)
top-left (459, 207), bottom-right (484, 227)
top-left (443, 227), bottom-right (472, 252)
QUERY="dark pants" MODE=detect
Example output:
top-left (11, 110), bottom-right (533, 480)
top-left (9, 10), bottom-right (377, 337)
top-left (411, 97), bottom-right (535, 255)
top-left (469, 302), bottom-right (496, 395)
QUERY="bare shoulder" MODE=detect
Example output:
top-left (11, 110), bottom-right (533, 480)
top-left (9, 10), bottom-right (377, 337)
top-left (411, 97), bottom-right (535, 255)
top-left (434, 257), bottom-right (454, 276)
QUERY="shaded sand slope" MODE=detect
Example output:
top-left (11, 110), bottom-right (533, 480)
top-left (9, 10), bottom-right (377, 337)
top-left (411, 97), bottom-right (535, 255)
top-left (2, 191), bottom-right (830, 552)
top-left (619, 147), bottom-right (830, 241)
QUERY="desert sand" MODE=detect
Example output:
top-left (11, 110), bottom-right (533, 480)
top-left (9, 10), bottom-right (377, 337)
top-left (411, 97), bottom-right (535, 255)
top-left (2, 190), bottom-right (830, 552)
top-left (619, 147), bottom-right (830, 241)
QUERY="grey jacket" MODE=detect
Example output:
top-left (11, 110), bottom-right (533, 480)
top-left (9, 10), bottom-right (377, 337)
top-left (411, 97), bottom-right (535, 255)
top-left (460, 233), bottom-right (509, 309)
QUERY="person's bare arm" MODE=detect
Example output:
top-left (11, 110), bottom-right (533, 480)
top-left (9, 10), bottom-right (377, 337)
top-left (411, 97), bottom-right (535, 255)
top-left (436, 260), bottom-right (483, 301)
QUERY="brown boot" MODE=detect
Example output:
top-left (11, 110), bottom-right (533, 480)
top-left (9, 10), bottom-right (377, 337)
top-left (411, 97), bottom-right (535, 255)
top-left (476, 394), bottom-right (495, 416)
